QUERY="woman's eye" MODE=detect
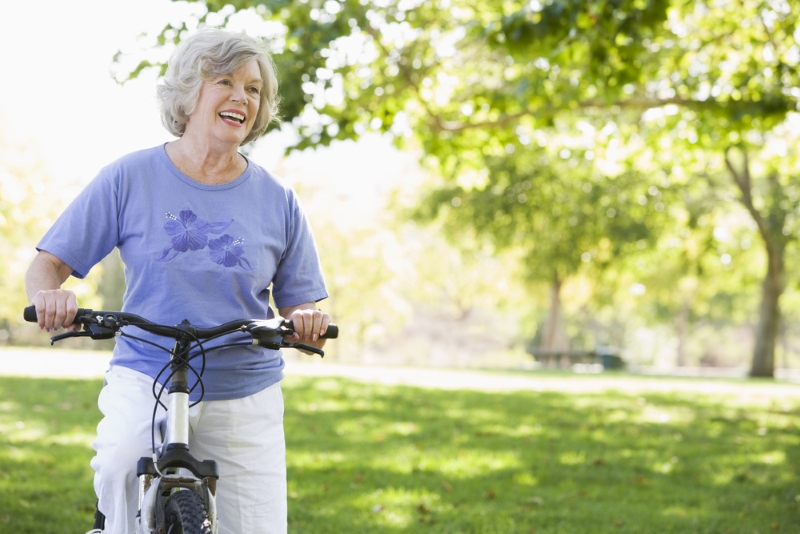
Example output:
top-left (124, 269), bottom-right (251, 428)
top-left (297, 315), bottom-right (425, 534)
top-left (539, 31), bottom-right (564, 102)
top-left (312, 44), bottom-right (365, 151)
top-left (218, 79), bottom-right (232, 86)
top-left (249, 87), bottom-right (260, 94)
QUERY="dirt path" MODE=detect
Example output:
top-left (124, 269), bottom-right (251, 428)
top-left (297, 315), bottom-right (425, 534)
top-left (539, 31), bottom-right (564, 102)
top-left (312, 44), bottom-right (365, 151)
top-left (285, 360), bottom-right (800, 402)
top-left (1, 348), bottom-right (798, 402)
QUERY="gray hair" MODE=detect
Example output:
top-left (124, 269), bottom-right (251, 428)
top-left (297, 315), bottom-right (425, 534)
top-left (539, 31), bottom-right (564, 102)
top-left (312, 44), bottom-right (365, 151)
top-left (157, 29), bottom-right (280, 145)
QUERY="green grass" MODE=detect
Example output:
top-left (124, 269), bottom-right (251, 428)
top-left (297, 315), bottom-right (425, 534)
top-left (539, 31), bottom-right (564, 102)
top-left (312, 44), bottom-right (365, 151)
top-left (0, 377), bottom-right (101, 531)
top-left (1, 374), bottom-right (799, 533)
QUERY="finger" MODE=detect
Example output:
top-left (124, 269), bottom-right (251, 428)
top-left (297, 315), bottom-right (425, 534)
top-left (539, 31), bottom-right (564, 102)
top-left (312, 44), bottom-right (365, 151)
top-left (291, 311), bottom-right (308, 341)
top-left (33, 299), bottom-right (47, 330)
top-left (42, 297), bottom-right (57, 331)
top-left (311, 312), bottom-right (323, 342)
top-left (301, 311), bottom-right (315, 341)
top-left (54, 297), bottom-right (67, 331)
top-left (64, 294), bottom-right (78, 328)
top-left (319, 314), bottom-right (331, 337)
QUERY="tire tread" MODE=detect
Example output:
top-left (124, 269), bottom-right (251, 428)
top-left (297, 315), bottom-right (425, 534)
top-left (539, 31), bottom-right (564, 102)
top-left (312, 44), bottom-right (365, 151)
top-left (164, 490), bottom-right (212, 534)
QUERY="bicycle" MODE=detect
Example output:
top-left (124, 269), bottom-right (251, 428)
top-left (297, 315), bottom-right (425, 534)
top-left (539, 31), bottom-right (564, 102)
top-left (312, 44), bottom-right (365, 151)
top-left (23, 305), bottom-right (338, 534)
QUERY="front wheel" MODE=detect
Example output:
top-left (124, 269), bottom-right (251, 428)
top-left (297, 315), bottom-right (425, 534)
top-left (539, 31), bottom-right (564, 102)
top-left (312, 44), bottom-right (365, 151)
top-left (164, 490), bottom-right (213, 534)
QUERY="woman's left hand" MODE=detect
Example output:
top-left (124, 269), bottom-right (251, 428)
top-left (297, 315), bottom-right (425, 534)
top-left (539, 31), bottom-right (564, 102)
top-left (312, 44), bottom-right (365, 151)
top-left (278, 304), bottom-right (330, 349)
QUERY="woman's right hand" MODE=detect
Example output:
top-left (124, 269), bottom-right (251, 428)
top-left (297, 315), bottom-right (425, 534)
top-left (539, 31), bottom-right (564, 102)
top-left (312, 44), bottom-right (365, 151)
top-left (25, 251), bottom-right (80, 332)
top-left (29, 289), bottom-right (79, 332)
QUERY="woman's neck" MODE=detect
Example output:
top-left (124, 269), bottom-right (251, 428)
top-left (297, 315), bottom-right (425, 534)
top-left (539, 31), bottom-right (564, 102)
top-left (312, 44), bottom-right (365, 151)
top-left (165, 138), bottom-right (247, 185)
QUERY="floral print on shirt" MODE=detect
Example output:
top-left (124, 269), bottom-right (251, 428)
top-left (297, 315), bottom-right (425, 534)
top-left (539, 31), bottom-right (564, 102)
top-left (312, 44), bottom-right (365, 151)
top-left (156, 210), bottom-right (253, 270)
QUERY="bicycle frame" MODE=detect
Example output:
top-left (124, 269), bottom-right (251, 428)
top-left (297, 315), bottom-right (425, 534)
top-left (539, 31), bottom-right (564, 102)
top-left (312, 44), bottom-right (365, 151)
top-left (136, 324), bottom-right (221, 534)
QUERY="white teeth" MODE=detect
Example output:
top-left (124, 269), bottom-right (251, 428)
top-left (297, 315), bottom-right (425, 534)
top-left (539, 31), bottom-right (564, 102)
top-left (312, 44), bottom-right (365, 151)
top-left (220, 112), bottom-right (245, 122)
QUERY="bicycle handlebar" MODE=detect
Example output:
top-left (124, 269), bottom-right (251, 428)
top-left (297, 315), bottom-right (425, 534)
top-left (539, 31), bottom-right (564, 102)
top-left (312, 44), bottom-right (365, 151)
top-left (23, 306), bottom-right (339, 342)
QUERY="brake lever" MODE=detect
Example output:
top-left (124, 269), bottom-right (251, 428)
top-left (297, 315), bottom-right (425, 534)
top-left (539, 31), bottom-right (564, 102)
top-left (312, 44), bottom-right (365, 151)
top-left (50, 330), bottom-right (92, 345)
top-left (283, 342), bottom-right (325, 357)
top-left (247, 320), bottom-right (329, 357)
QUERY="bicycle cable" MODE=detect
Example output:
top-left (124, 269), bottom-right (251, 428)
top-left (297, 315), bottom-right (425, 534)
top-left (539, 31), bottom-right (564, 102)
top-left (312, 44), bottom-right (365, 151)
top-left (118, 326), bottom-right (209, 458)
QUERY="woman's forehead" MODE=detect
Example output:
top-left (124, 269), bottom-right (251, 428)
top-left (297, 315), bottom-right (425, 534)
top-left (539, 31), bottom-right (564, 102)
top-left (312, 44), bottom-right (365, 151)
top-left (207, 59), bottom-right (263, 82)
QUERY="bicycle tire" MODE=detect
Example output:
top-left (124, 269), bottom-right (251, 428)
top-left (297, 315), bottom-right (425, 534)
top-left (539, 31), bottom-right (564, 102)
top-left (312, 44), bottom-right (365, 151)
top-left (164, 490), bottom-right (213, 534)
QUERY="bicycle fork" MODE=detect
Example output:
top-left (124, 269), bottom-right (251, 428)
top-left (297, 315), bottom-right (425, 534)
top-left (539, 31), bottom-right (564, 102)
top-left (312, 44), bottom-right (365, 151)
top-left (136, 330), bottom-right (220, 534)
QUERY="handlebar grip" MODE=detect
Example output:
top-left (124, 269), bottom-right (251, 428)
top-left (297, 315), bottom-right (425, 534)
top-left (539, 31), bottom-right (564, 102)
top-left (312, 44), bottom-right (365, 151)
top-left (280, 320), bottom-right (339, 339)
top-left (322, 324), bottom-right (338, 339)
top-left (23, 306), bottom-right (37, 322)
top-left (23, 306), bottom-right (88, 324)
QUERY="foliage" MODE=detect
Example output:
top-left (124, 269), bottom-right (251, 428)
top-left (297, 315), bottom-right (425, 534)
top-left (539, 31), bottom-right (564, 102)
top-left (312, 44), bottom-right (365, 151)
top-left (122, 0), bottom-right (800, 154)
top-left (2, 371), bottom-right (800, 532)
top-left (116, 0), bottom-right (800, 371)
top-left (0, 126), bottom-right (82, 342)
top-left (414, 134), bottom-right (663, 286)
top-left (271, 136), bottom-right (528, 362)
top-left (0, 118), bottom-right (117, 346)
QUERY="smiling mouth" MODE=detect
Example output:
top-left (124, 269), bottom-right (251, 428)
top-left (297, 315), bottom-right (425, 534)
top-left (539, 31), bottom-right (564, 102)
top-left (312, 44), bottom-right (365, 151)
top-left (219, 111), bottom-right (245, 124)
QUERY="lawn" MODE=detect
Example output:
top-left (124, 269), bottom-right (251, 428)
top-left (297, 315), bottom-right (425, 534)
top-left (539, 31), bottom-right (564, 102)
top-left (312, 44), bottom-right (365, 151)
top-left (0, 373), bottom-right (798, 533)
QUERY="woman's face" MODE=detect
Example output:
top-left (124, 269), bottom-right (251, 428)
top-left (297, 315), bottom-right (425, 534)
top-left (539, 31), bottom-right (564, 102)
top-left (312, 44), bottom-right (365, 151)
top-left (185, 59), bottom-right (262, 148)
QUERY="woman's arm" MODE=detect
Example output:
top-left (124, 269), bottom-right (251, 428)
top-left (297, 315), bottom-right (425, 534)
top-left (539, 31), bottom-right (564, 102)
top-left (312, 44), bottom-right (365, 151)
top-left (278, 302), bottom-right (330, 350)
top-left (25, 251), bottom-right (79, 331)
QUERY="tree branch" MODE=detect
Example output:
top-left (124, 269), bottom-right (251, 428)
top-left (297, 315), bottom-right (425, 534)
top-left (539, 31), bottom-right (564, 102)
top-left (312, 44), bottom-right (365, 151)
top-left (425, 96), bottom-right (707, 132)
top-left (724, 147), bottom-right (774, 250)
top-left (360, 24), bottom-right (447, 129)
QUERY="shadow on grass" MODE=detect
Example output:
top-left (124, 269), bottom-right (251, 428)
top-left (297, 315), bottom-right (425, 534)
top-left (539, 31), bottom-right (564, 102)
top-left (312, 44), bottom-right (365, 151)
top-left (1, 375), bottom-right (798, 533)
top-left (283, 377), bottom-right (800, 534)
top-left (0, 377), bottom-right (102, 532)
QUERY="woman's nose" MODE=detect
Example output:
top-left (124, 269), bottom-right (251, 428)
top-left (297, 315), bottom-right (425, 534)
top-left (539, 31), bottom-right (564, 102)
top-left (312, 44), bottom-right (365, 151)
top-left (231, 84), bottom-right (248, 103)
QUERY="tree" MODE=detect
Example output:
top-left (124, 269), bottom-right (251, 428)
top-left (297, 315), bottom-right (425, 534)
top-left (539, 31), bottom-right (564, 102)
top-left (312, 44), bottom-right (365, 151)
top-left (0, 120), bottom-right (81, 342)
top-left (412, 130), bottom-right (670, 353)
top-left (268, 137), bottom-right (527, 364)
top-left (444, 0), bottom-right (800, 375)
top-left (586, 0), bottom-right (800, 376)
top-left (124, 0), bottom-right (800, 376)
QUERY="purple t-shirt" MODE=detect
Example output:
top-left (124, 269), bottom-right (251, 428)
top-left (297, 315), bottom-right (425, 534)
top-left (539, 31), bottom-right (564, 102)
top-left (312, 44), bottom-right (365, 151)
top-left (37, 145), bottom-right (328, 401)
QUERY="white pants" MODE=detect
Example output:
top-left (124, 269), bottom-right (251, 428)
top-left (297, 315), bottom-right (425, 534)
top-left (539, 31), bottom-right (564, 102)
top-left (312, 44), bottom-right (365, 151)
top-left (91, 366), bottom-right (287, 534)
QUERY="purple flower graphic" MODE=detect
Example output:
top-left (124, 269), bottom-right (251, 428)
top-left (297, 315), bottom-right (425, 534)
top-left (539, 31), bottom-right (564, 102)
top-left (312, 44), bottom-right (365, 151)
top-left (156, 210), bottom-right (233, 262)
top-left (208, 234), bottom-right (253, 270)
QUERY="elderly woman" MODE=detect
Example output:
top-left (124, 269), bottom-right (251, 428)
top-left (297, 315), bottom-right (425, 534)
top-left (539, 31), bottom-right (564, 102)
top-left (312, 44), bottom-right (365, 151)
top-left (25, 30), bottom-right (329, 534)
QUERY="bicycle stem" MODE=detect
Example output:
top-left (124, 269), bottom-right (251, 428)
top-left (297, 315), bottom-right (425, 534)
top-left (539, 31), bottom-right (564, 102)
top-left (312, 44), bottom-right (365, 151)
top-left (167, 333), bottom-right (193, 448)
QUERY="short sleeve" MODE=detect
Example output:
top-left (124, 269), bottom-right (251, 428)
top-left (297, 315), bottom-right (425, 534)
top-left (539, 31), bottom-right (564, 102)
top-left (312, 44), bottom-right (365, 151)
top-left (36, 171), bottom-right (120, 279)
top-left (270, 193), bottom-right (328, 308)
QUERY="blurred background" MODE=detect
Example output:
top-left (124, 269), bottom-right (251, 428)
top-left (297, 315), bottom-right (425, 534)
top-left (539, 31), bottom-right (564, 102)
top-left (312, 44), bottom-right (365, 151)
top-left (2, 0), bottom-right (799, 380)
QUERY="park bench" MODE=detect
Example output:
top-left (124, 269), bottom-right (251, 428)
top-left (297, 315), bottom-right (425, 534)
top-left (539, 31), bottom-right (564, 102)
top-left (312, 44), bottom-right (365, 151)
top-left (527, 347), bottom-right (625, 371)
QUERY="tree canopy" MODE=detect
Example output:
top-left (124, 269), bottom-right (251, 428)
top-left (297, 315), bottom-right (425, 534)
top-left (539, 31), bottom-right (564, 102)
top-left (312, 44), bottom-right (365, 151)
top-left (120, 0), bottom-right (800, 376)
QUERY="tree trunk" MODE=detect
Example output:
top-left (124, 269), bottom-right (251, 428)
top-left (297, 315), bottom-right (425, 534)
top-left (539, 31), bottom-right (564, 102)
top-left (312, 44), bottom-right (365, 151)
top-left (675, 298), bottom-right (690, 367)
top-left (750, 248), bottom-right (784, 377)
top-left (724, 149), bottom-right (788, 379)
top-left (542, 275), bottom-right (569, 352)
